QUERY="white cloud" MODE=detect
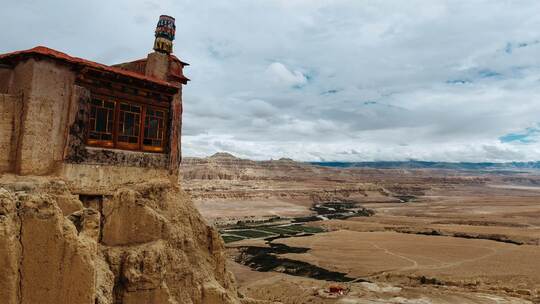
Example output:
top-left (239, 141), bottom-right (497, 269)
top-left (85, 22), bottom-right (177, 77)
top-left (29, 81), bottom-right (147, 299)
top-left (2, 0), bottom-right (540, 161)
top-left (267, 62), bottom-right (308, 87)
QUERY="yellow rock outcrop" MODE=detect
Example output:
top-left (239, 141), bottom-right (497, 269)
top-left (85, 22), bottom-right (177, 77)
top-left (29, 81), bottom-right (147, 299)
top-left (0, 177), bottom-right (243, 304)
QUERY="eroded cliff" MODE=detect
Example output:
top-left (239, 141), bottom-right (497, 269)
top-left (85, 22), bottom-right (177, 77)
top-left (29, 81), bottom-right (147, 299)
top-left (0, 176), bottom-right (251, 304)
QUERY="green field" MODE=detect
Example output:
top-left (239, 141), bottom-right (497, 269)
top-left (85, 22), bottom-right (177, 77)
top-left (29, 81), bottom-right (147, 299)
top-left (221, 235), bottom-right (246, 243)
top-left (225, 229), bottom-right (274, 238)
top-left (256, 226), bottom-right (298, 235)
top-left (284, 225), bottom-right (325, 234)
top-left (220, 224), bottom-right (325, 243)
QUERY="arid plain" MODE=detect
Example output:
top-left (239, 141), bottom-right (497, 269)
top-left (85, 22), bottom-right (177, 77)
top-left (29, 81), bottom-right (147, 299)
top-left (182, 153), bottom-right (540, 303)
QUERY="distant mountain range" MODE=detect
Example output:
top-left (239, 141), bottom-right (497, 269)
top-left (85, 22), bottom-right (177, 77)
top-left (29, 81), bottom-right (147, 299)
top-left (309, 160), bottom-right (540, 171)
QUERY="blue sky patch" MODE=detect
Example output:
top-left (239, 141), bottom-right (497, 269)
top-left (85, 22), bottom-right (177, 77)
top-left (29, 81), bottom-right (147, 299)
top-left (446, 79), bottom-right (472, 85)
top-left (321, 89), bottom-right (340, 95)
top-left (499, 126), bottom-right (540, 144)
top-left (478, 69), bottom-right (502, 78)
top-left (504, 40), bottom-right (540, 54)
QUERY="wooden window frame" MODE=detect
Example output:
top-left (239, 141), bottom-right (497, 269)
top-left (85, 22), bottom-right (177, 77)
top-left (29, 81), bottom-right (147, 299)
top-left (86, 94), bottom-right (169, 153)
top-left (116, 101), bottom-right (143, 151)
top-left (87, 98), bottom-right (115, 148)
top-left (142, 106), bottom-right (168, 152)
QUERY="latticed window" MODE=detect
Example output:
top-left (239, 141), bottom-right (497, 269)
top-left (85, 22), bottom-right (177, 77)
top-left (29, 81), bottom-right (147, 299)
top-left (86, 96), bottom-right (168, 153)
top-left (117, 102), bottom-right (142, 149)
top-left (88, 99), bottom-right (115, 147)
top-left (143, 107), bottom-right (167, 152)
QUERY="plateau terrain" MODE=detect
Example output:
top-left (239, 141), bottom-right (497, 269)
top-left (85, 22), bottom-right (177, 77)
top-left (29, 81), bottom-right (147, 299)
top-left (182, 153), bottom-right (540, 304)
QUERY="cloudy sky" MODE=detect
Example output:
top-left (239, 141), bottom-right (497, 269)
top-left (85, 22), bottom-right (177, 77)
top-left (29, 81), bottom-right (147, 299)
top-left (2, 0), bottom-right (540, 162)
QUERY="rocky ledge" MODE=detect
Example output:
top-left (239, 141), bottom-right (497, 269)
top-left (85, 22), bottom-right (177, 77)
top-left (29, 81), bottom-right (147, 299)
top-left (0, 176), bottom-right (265, 304)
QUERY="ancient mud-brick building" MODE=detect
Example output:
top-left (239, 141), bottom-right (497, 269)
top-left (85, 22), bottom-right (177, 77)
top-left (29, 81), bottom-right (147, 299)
top-left (0, 15), bottom-right (188, 190)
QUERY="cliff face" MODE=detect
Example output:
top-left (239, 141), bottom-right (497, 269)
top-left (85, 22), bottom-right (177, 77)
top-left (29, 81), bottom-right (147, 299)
top-left (181, 153), bottom-right (320, 181)
top-left (180, 153), bottom-right (382, 205)
top-left (181, 153), bottom-right (486, 203)
top-left (0, 177), bottom-right (245, 304)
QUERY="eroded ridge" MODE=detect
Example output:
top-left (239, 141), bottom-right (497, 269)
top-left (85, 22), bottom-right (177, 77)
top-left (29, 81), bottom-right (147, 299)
top-left (0, 177), bottom-right (259, 304)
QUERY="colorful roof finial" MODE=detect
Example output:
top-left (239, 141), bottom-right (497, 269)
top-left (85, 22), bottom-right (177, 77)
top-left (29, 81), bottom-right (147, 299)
top-left (154, 15), bottom-right (176, 54)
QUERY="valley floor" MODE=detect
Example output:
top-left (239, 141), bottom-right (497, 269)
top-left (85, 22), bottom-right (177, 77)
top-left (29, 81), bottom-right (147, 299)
top-left (183, 155), bottom-right (540, 303)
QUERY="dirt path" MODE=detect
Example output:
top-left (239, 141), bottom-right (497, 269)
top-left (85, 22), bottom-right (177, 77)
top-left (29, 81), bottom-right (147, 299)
top-left (367, 240), bottom-right (509, 273)
top-left (419, 244), bottom-right (503, 271)
top-left (369, 242), bottom-right (419, 271)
